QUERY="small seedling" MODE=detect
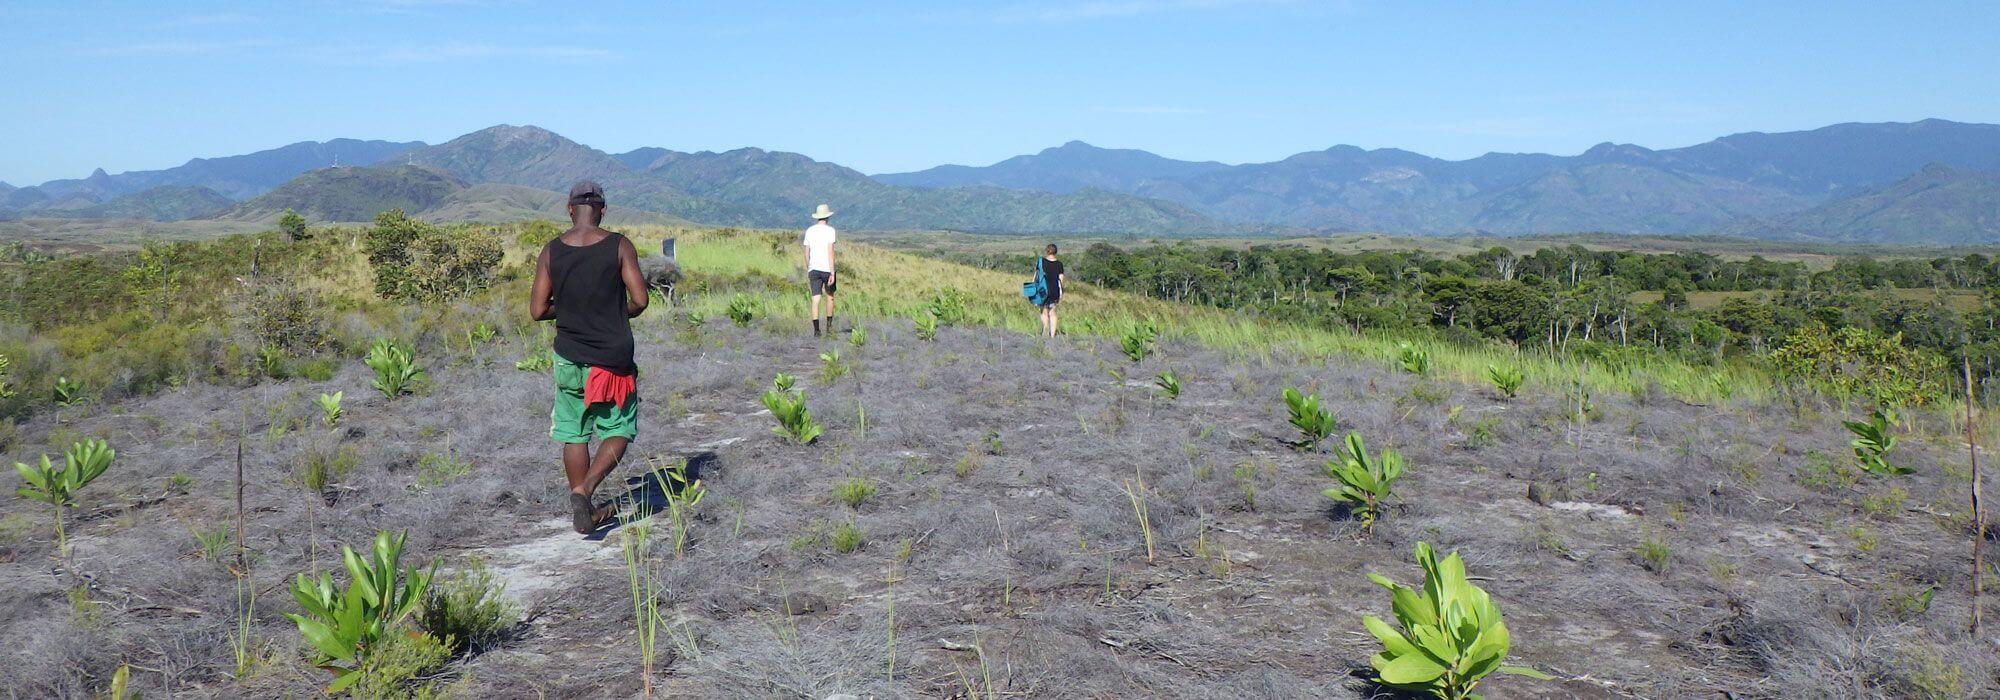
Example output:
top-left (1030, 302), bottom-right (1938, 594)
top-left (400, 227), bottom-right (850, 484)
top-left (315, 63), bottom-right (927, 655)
top-left (1487, 364), bottom-right (1523, 399)
top-left (1283, 387), bottom-right (1338, 449)
top-left (1845, 408), bottom-right (1909, 476)
top-left (515, 354), bottom-right (552, 372)
top-left (831, 521), bottom-right (864, 553)
top-left (833, 477), bottom-right (876, 508)
top-left (762, 385), bottom-right (824, 444)
top-left (1396, 342), bottom-right (1431, 375)
top-left (1155, 371), bottom-right (1182, 400)
top-left (849, 325), bottom-right (867, 348)
top-left (364, 338), bottom-right (426, 398)
top-left (818, 349), bottom-right (849, 384)
top-left (14, 439), bottom-right (115, 553)
top-left (316, 391), bottom-right (344, 427)
top-left (726, 294), bottom-right (759, 327)
top-left (53, 376), bottom-right (87, 406)
top-left (913, 313), bottom-right (939, 341)
top-left (1120, 324), bottom-right (1157, 363)
top-left (1324, 432), bottom-right (1404, 533)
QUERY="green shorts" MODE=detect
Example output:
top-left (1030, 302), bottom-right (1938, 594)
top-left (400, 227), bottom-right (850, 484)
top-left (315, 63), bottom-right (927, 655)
top-left (550, 354), bottom-right (639, 444)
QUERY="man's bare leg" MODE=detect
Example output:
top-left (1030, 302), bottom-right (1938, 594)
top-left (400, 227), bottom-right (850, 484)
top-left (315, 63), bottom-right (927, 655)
top-left (565, 439), bottom-right (625, 532)
top-left (580, 436), bottom-right (629, 496)
top-left (563, 442), bottom-right (591, 493)
top-left (810, 294), bottom-right (823, 335)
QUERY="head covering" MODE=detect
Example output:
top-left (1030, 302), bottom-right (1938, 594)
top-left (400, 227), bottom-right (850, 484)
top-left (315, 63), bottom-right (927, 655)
top-left (569, 180), bottom-right (607, 207)
top-left (811, 204), bottom-right (834, 220)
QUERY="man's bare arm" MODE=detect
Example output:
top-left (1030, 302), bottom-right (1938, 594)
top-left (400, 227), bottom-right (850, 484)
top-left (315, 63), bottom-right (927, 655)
top-left (619, 237), bottom-right (649, 318)
top-left (529, 246), bottom-right (557, 321)
top-left (827, 242), bottom-right (836, 282)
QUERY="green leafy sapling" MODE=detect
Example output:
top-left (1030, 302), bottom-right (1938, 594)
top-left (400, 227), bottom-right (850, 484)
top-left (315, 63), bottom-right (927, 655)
top-left (1283, 387), bottom-right (1338, 449)
top-left (14, 439), bottom-right (115, 552)
top-left (1397, 342), bottom-right (1432, 376)
top-left (317, 391), bottom-right (344, 427)
top-left (1844, 408), bottom-right (1909, 476)
top-left (53, 376), bottom-right (87, 406)
top-left (1120, 324), bottom-right (1157, 363)
top-left (1486, 364), bottom-right (1523, 399)
top-left (726, 294), bottom-right (759, 327)
top-left (364, 338), bottom-right (426, 398)
top-left (1324, 433), bottom-right (1404, 532)
top-left (1155, 370), bottom-right (1183, 400)
top-left (1363, 542), bottom-right (1551, 699)
top-left (762, 374), bottom-right (822, 444)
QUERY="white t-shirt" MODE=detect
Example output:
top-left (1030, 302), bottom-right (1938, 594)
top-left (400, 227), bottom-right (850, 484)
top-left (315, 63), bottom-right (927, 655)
top-left (803, 222), bottom-right (836, 272)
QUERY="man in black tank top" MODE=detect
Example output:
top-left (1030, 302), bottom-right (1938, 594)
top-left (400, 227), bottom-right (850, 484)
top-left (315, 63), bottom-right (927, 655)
top-left (530, 181), bottom-right (651, 533)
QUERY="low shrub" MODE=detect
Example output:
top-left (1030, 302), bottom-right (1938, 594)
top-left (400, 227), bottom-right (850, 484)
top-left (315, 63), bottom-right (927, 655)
top-left (833, 477), bottom-right (876, 508)
top-left (418, 560), bottom-right (518, 654)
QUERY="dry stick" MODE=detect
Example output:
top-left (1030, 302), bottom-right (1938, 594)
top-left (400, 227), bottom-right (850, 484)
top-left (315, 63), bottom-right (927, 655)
top-left (1968, 357), bottom-right (1984, 636)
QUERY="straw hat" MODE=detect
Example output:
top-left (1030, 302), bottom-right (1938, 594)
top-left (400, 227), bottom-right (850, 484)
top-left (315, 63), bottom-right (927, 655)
top-left (811, 204), bottom-right (834, 220)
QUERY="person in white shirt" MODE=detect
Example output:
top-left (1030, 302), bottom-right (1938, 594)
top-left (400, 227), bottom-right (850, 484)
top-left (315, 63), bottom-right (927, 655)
top-left (803, 204), bottom-right (838, 337)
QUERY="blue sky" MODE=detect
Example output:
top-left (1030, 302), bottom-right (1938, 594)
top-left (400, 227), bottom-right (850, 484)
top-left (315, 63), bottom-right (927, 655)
top-left (1, 1), bottom-right (1994, 185)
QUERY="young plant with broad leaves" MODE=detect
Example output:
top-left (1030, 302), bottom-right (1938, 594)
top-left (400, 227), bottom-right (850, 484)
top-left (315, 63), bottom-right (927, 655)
top-left (849, 325), bottom-right (867, 349)
top-left (1120, 324), bottom-right (1157, 363)
top-left (1397, 342), bottom-right (1432, 376)
top-left (364, 338), bottom-right (425, 399)
top-left (14, 439), bottom-right (115, 553)
top-left (1283, 387), bottom-right (1338, 450)
top-left (317, 391), bottom-right (344, 427)
top-left (1325, 432), bottom-right (1404, 533)
top-left (726, 294), bottom-right (759, 327)
top-left (286, 530), bottom-right (437, 695)
top-left (818, 349), bottom-right (849, 384)
top-left (1155, 370), bottom-right (1183, 400)
top-left (1486, 365), bottom-right (1523, 399)
top-left (913, 312), bottom-right (939, 341)
top-left (1362, 542), bottom-right (1550, 699)
top-left (53, 376), bottom-right (87, 406)
top-left (1844, 408), bottom-right (1909, 476)
top-left (762, 374), bottom-right (823, 444)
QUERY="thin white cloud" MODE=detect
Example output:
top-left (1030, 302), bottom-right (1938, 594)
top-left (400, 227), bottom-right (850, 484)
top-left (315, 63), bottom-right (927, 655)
top-left (302, 41), bottom-right (614, 65)
top-left (158, 13), bottom-right (259, 28)
top-left (84, 38), bottom-right (275, 56)
top-left (1099, 106), bottom-right (1209, 115)
top-left (1003, 0), bottom-right (1293, 22)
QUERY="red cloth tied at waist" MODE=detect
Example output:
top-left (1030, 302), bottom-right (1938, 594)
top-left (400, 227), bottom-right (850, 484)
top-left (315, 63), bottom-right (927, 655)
top-left (584, 366), bottom-right (637, 407)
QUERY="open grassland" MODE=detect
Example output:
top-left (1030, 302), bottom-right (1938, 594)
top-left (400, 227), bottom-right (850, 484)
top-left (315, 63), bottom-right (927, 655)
top-left (654, 227), bottom-right (1770, 405)
top-left (0, 223), bottom-right (1995, 698)
top-left (851, 228), bottom-right (2000, 268)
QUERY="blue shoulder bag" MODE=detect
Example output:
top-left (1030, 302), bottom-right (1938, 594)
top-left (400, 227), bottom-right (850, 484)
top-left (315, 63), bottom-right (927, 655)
top-left (1022, 258), bottom-right (1047, 305)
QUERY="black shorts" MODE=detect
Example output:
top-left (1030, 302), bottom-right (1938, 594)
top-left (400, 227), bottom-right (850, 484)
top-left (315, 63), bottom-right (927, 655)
top-left (808, 270), bottom-right (836, 296)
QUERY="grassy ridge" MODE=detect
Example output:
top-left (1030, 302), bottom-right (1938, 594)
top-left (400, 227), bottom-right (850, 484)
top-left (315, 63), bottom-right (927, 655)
top-left (644, 226), bottom-right (1764, 403)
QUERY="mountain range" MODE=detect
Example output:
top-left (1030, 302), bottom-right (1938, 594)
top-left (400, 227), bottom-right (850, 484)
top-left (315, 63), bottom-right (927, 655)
top-left (880, 119), bottom-right (2000, 242)
top-left (5, 119), bottom-right (2000, 243)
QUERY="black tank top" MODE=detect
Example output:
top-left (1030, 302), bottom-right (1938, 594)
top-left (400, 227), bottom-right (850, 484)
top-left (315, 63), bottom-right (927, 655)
top-left (546, 232), bottom-right (636, 372)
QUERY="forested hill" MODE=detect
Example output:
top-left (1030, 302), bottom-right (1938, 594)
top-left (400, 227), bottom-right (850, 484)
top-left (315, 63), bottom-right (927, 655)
top-left (877, 120), bottom-right (2000, 242)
